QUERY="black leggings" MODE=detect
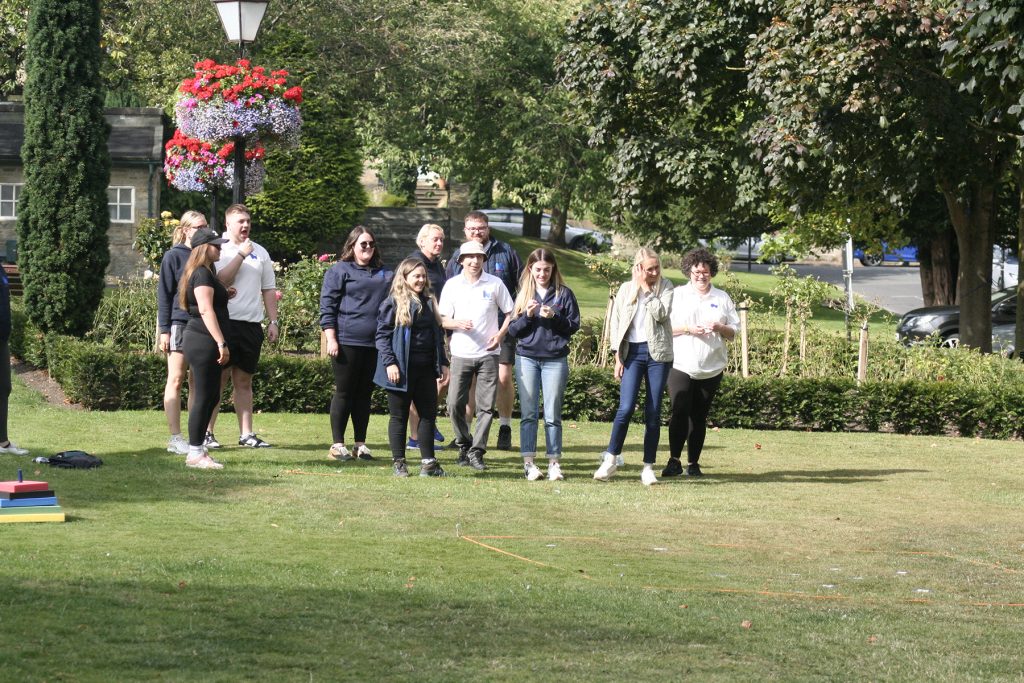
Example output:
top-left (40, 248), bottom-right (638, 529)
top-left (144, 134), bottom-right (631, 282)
top-left (0, 338), bottom-right (10, 443)
top-left (330, 345), bottom-right (378, 444)
top-left (667, 369), bottom-right (723, 464)
top-left (386, 358), bottom-right (438, 461)
top-left (184, 328), bottom-right (222, 448)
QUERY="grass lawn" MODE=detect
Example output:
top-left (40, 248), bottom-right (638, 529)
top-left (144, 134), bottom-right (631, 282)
top-left (3, 379), bottom-right (1023, 681)
top-left (492, 230), bottom-right (900, 341)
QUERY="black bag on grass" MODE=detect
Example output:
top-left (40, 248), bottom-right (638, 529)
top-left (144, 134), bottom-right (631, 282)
top-left (47, 451), bottom-right (103, 469)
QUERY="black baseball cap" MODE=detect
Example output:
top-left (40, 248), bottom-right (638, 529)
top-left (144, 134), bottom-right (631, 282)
top-left (191, 227), bottom-right (229, 248)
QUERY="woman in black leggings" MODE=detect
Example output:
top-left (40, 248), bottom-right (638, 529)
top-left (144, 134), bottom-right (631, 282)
top-left (374, 258), bottom-right (449, 477)
top-left (319, 226), bottom-right (393, 462)
top-left (664, 248), bottom-right (739, 477)
top-left (0, 268), bottom-right (27, 455)
top-left (179, 228), bottom-right (231, 470)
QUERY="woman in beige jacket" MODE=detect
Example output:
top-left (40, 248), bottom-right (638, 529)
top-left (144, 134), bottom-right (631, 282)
top-left (594, 247), bottom-right (673, 485)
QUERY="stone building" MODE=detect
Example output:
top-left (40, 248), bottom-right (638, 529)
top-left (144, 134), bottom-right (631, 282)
top-left (0, 102), bottom-right (163, 279)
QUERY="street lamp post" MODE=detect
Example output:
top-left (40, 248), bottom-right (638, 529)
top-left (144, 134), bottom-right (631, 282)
top-left (212, 0), bottom-right (269, 205)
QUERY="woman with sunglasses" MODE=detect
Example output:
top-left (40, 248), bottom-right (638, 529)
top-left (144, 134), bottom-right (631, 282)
top-left (158, 210), bottom-right (207, 456)
top-left (663, 247), bottom-right (737, 478)
top-left (320, 226), bottom-right (394, 462)
top-left (178, 228), bottom-right (231, 469)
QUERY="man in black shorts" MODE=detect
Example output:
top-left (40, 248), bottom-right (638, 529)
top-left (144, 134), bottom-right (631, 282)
top-left (208, 204), bottom-right (279, 448)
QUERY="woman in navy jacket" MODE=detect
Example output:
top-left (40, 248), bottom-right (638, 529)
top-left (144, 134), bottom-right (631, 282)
top-left (374, 258), bottom-right (450, 477)
top-left (507, 248), bottom-right (580, 481)
top-left (320, 226), bottom-right (393, 462)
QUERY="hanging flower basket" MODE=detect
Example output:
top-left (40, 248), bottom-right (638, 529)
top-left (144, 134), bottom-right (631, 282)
top-left (164, 129), bottom-right (266, 194)
top-left (173, 58), bottom-right (303, 147)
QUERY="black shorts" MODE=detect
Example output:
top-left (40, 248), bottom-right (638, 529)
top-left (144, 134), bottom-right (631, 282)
top-left (228, 320), bottom-right (265, 375)
top-left (499, 335), bottom-right (516, 365)
top-left (168, 323), bottom-right (186, 353)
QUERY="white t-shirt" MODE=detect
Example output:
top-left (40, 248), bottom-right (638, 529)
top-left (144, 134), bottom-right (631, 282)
top-left (216, 240), bottom-right (276, 323)
top-left (438, 272), bottom-right (514, 359)
top-left (627, 291), bottom-right (651, 343)
top-left (670, 283), bottom-right (739, 379)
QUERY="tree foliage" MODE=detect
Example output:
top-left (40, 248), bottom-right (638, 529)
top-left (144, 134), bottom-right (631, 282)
top-left (18, 0), bottom-right (111, 336)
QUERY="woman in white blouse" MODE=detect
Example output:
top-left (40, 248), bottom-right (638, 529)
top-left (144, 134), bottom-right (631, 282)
top-left (664, 247), bottom-right (738, 477)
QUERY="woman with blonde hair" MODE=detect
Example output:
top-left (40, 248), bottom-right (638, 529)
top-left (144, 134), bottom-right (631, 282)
top-left (508, 248), bottom-right (580, 481)
top-left (178, 228), bottom-right (232, 469)
top-left (405, 223), bottom-right (448, 449)
top-left (594, 246), bottom-right (673, 485)
top-left (374, 258), bottom-right (450, 477)
top-left (157, 210), bottom-right (207, 455)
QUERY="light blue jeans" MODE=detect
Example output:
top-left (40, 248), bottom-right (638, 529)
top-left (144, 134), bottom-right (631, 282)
top-left (514, 355), bottom-right (569, 458)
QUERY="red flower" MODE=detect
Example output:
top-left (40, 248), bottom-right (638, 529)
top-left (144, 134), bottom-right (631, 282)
top-left (283, 87), bottom-right (303, 104)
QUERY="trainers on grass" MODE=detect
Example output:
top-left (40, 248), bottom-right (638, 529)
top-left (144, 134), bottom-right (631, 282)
top-left (167, 435), bottom-right (190, 455)
top-left (239, 433), bottom-right (271, 448)
top-left (203, 431), bottom-right (221, 449)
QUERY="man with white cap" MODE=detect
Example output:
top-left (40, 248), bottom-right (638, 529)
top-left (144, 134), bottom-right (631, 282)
top-left (438, 240), bottom-right (514, 470)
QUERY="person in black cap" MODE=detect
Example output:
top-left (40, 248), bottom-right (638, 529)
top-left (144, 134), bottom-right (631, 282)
top-left (178, 227), bottom-right (231, 469)
top-left (0, 263), bottom-right (27, 455)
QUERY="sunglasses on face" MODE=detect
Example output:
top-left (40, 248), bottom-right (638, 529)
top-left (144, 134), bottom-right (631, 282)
top-left (357, 241), bottom-right (375, 249)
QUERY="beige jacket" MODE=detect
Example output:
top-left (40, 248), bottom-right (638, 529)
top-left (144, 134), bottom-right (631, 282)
top-left (609, 278), bottom-right (674, 363)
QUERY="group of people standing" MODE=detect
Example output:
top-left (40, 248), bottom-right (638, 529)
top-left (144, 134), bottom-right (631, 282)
top-left (157, 204), bottom-right (278, 469)
top-left (157, 208), bottom-right (738, 484)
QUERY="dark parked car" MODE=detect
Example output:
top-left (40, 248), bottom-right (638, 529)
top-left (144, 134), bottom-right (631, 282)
top-left (854, 243), bottom-right (919, 267)
top-left (896, 287), bottom-right (1018, 347)
top-left (992, 323), bottom-right (1017, 358)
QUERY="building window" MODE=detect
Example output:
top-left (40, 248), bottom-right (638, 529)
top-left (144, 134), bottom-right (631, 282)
top-left (0, 183), bottom-right (22, 219)
top-left (108, 186), bottom-right (134, 223)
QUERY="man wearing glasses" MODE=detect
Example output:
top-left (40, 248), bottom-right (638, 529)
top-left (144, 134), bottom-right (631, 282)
top-left (445, 211), bottom-right (523, 451)
top-left (210, 203), bottom-right (279, 449)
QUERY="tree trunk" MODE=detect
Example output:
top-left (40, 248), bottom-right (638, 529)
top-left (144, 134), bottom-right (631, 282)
top-left (1014, 161), bottom-right (1024, 359)
top-left (918, 227), bottom-right (957, 306)
top-left (548, 188), bottom-right (571, 247)
top-left (940, 178), bottom-right (997, 352)
top-left (523, 210), bottom-right (542, 239)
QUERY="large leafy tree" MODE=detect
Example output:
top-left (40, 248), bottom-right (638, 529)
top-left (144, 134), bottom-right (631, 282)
top-left (559, 0), bottom-right (775, 249)
top-left (747, 0), bottom-right (1015, 350)
top-left (941, 0), bottom-right (1024, 350)
top-left (561, 0), bottom-right (1016, 348)
top-left (18, 0), bottom-right (111, 335)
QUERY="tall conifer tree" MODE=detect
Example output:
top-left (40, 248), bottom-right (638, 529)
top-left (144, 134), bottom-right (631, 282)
top-left (18, 0), bottom-right (110, 335)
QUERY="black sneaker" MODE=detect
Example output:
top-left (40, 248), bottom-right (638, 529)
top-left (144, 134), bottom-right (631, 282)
top-left (239, 433), bottom-right (271, 448)
top-left (456, 448), bottom-right (471, 466)
top-left (467, 451), bottom-right (487, 471)
top-left (393, 458), bottom-right (410, 478)
top-left (661, 457), bottom-right (684, 478)
top-left (204, 431), bottom-right (221, 449)
top-left (685, 462), bottom-right (703, 477)
top-left (496, 425), bottom-right (512, 450)
top-left (419, 459), bottom-right (446, 477)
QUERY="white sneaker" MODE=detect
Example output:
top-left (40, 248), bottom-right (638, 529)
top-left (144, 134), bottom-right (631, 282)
top-left (328, 444), bottom-right (353, 461)
top-left (167, 435), bottom-right (189, 455)
top-left (597, 453), bottom-right (625, 467)
top-left (641, 467), bottom-right (659, 486)
top-left (547, 462), bottom-right (564, 481)
top-left (186, 453), bottom-right (224, 470)
top-left (0, 441), bottom-right (29, 455)
top-left (594, 453), bottom-right (618, 481)
top-left (524, 462), bottom-right (543, 481)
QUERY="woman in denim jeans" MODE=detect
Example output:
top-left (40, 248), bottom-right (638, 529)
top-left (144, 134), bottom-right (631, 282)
top-left (594, 247), bottom-right (673, 486)
top-left (508, 249), bottom-right (581, 481)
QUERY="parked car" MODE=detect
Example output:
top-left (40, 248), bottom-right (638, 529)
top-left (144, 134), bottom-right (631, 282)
top-left (708, 235), bottom-right (792, 264)
top-left (853, 243), bottom-right (919, 267)
top-left (896, 287), bottom-right (1018, 347)
top-left (992, 246), bottom-right (1019, 291)
top-left (992, 322), bottom-right (1017, 358)
top-left (477, 208), bottom-right (610, 253)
